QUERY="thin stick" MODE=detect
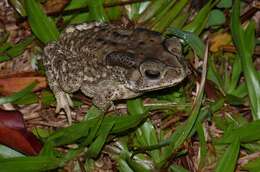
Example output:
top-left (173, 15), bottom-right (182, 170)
top-left (46, 0), bottom-right (151, 17)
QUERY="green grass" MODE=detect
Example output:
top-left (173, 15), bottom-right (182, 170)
top-left (0, 0), bottom-right (259, 171)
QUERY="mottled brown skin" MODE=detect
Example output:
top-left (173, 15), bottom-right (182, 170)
top-left (43, 22), bottom-right (188, 124)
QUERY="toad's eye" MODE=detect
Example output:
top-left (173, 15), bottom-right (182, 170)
top-left (144, 70), bottom-right (160, 79)
top-left (140, 59), bottom-right (165, 80)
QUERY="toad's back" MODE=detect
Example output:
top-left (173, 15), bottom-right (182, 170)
top-left (57, 22), bottom-right (169, 63)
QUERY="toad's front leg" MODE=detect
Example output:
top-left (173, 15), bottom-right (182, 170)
top-left (81, 80), bottom-right (139, 112)
top-left (44, 66), bottom-right (74, 124)
top-left (43, 43), bottom-right (84, 124)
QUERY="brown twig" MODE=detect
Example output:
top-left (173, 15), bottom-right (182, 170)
top-left (28, 0), bottom-right (150, 18)
top-left (222, 45), bottom-right (260, 56)
top-left (224, 3), bottom-right (258, 32)
top-left (240, 7), bottom-right (258, 24)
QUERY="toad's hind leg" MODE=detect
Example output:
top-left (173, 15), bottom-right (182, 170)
top-left (43, 43), bottom-right (83, 124)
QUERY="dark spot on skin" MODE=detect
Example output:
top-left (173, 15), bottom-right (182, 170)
top-left (109, 41), bottom-right (117, 46)
top-left (134, 28), bottom-right (161, 37)
top-left (112, 31), bottom-right (120, 37)
top-left (139, 41), bottom-right (145, 45)
top-left (106, 51), bottom-right (136, 68)
top-left (96, 38), bottom-right (104, 42)
top-left (112, 31), bottom-right (129, 40)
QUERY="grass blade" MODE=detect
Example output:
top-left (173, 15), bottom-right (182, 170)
top-left (0, 156), bottom-right (61, 172)
top-left (230, 0), bottom-right (260, 119)
top-left (25, 0), bottom-right (59, 43)
top-left (183, 0), bottom-right (217, 34)
top-left (218, 120), bottom-right (260, 143)
top-left (214, 138), bottom-right (240, 172)
top-left (166, 27), bottom-right (205, 58)
top-left (86, 121), bottom-right (114, 158)
top-left (158, 42), bottom-right (208, 167)
top-left (6, 36), bottom-right (34, 57)
top-left (151, 0), bottom-right (188, 32)
top-left (0, 82), bottom-right (37, 105)
top-left (88, 0), bottom-right (109, 22)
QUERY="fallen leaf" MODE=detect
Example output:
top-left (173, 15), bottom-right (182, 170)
top-left (210, 32), bottom-right (231, 52)
top-left (0, 72), bottom-right (47, 96)
top-left (205, 80), bottom-right (221, 100)
top-left (0, 109), bottom-right (42, 155)
top-left (44, 0), bottom-right (70, 14)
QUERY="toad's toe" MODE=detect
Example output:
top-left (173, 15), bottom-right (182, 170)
top-left (55, 92), bottom-right (74, 124)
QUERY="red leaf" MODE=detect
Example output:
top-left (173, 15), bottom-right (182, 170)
top-left (0, 72), bottom-right (47, 96)
top-left (205, 80), bottom-right (221, 100)
top-left (0, 109), bottom-right (42, 155)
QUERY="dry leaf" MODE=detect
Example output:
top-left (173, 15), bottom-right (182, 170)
top-left (0, 109), bottom-right (42, 155)
top-left (210, 32), bottom-right (232, 52)
top-left (0, 72), bottom-right (47, 96)
top-left (44, 0), bottom-right (70, 14)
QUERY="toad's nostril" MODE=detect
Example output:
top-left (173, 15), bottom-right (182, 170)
top-left (145, 70), bottom-right (160, 79)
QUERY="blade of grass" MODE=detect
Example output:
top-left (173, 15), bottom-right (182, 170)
top-left (46, 110), bottom-right (147, 147)
top-left (109, 112), bottom-right (148, 134)
top-left (230, 83), bottom-right (247, 98)
top-left (81, 114), bottom-right (104, 145)
top-left (135, 121), bottom-right (160, 163)
top-left (196, 123), bottom-right (207, 169)
top-left (86, 121), bottom-right (114, 158)
top-left (88, 0), bottom-right (109, 22)
top-left (151, 0), bottom-right (189, 32)
top-left (183, 0), bottom-right (218, 34)
top-left (64, 0), bottom-right (88, 10)
top-left (125, 155), bottom-right (152, 172)
top-left (227, 55), bottom-right (242, 93)
top-left (127, 98), bottom-right (146, 116)
top-left (158, 42), bottom-right (208, 167)
top-left (9, 0), bottom-right (26, 17)
top-left (115, 139), bottom-right (153, 172)
top-left (207, 56), bottom-right (224, 93)
top-left (0, 42), bottom-right (13, 52)
top-left (105, 0), bottom-right (121, 21)
top-left (166, 27), bottom-right (205, 58)
top-left (169, 164), bottom-right (189, 172)
top-left (45, 116), bottom-right (102, 146)
top-left (169, 7), bottom-right (189, 29)
top-left (6, 36), bottom-right (34, 57)
top-left (63, 0), bottom-right (90, 24)
top-left (0, 156), bottom-right (62, 172)
top-left (118, 158), bottom-right (135, 172)
top-left (13, 93), bottom-right (38, 105)
top-left (63, 13), bottom-right (91, 25)
top-left (0, 82), bottom-right (37, 104)
top-left (137, 0), bottom-right (168, 23)
top-left (231, 0), bottom-right (260, 119)
top-left (214, 138), bottom-right (240, 172)
top-left (242, 158), bottom-right (260, 171)
top-left (25, 0), bottom-right (59, 43)
top-left (217, 120), bottom-right (260, 143)
top-left (0, 55), bottom-right (10, 62)
top-left (128, 1), bottom-right (150, 21)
